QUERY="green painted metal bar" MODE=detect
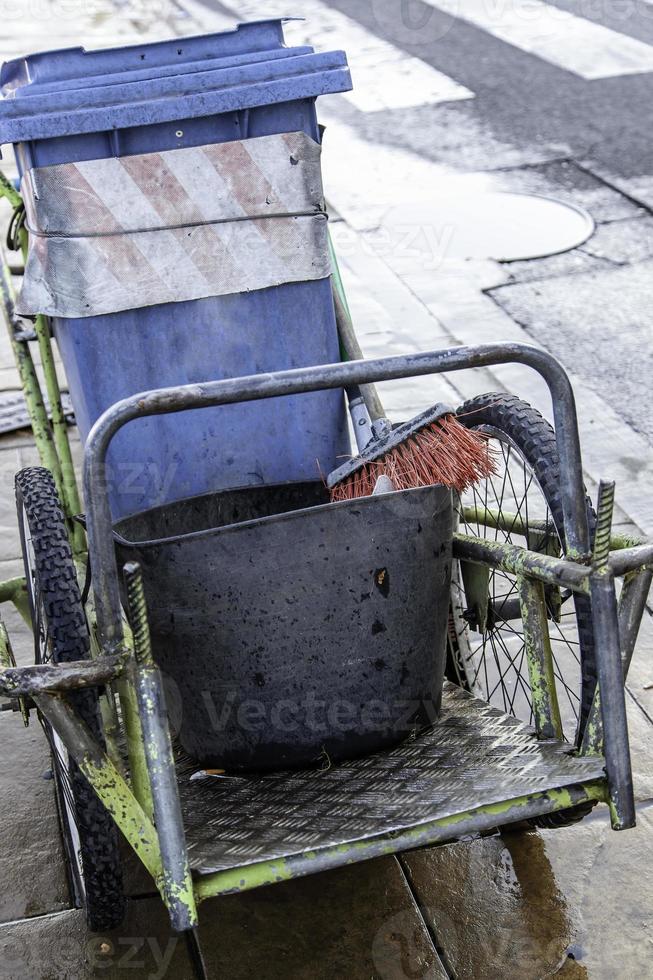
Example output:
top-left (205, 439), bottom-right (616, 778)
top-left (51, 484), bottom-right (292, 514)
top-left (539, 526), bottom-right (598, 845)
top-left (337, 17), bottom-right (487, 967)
top-left (0, 171), bottom-right (21, 209)
top-left (124, 563), bottom-right (198, 931)
top-left (0, 253), bottom-right (66, 501)
top-left (194, 781), bottom-right (608, 902)
top-left (83, 569), bottom-right (125, 775)
top-left (1, 178), bottom-right (81, 546)
top-left (518, 575), bottom-right (563, 741)
top-left (0, 655), bottom-right (121, 697)
top-left (328, 229), bottom-right (352, 320)
top-left (590, 569), bottom-right (635, 829)
top-left (462, 505), bottom-right (554, 539)
top-left (0, 618), bottom-right (29, 725)
top-left (462, 506), bottom-right (643, 560)
top-left (32, 313), bottom-right (84, 551)
top-left (0, 174), bottom-right (82, 549)
top-left (0, 575), bottom-right (31, 626)
top-left (99, 596), bottom-right (154, 818)
top-left (453, 533), bottom-right (590, 594)
top-left (619, 568), bottom-right (653, 674)
top-left (610, 532), bottom-right (644, 553)
top-left (580, 696), bottom-right (603, 758)
top-left (14, 201), bottom-right (83, 547)
top-left (34, 693), bottom-right (163, 883)
top-left (581, 565), bottom-right (653, 759)
top-left (609, 542), bottom-right (653, 577)
top-left (459, 560), bottom-right (490, 631)
top-left (116, 673), bottom-right (155, 822)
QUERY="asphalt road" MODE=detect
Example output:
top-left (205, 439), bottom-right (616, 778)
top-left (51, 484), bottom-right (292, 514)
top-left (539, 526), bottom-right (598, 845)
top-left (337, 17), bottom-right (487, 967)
top-left (327, 0), bottom-right (653, 177)
top-left (281, 0), bottom-right (653, 461)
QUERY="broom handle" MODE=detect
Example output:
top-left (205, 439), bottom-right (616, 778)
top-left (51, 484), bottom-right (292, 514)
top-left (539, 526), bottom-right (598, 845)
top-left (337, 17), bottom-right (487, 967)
top-left (332, 286), bottom-right (392, 439)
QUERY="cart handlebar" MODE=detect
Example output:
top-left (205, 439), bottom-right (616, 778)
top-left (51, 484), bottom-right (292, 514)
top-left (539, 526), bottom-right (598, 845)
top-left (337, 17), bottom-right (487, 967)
top-left (82, 341), bottom-right (590, 652)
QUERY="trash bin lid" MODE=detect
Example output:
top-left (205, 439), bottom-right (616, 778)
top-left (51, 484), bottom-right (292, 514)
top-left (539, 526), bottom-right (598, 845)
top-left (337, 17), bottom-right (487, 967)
top-left (0, 19), bottom-right (351, 143)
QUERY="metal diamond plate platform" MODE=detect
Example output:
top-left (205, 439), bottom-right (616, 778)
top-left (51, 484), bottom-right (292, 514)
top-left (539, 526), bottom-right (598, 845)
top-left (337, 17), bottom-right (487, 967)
top-left (177, 683), bottom-right (606, 876)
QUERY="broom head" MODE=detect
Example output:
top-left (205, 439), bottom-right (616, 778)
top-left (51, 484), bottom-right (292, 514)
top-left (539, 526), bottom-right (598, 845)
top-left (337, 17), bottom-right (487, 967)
top-left (328, 403), bottom-right (496, 501)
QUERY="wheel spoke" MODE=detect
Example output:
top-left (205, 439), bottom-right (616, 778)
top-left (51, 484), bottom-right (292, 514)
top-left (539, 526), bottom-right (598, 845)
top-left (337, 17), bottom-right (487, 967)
top-left (450, 415), bottom-right (593, 743)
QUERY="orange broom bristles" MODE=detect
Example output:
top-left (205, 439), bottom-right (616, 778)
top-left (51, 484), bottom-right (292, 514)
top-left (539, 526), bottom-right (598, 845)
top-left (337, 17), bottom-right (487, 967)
top-left (330, 414), bottom-right (497, 502)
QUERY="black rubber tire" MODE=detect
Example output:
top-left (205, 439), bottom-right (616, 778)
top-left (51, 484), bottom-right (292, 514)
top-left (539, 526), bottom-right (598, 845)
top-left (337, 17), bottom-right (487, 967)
top-left (16, 466), bottom-right (126, 931)
top-left (454, 395), bottom-right (598, 828)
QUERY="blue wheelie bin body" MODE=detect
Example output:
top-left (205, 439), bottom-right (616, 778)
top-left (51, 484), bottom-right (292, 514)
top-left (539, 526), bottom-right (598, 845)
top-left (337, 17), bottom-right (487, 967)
top-left (0, 21), bottom-right (352, 518)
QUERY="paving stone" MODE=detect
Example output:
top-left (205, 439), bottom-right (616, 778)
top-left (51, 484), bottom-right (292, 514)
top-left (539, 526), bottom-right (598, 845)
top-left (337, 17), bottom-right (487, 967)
top-left (489, 262), bottom-right (653, 449)
top-left (0, 857), bottom-right (446, 979)
top-left (403, 806), bottom-right (653, 979)
top-left (494, 159), bottom-right (646, 223)
top-left (624, 603), bottom-right (653, 728)
top-left (502, 246), bottom-right (614, 285)
top-left (580, 215), bottom-right (653, 264)
top-left (538, 803), bottom-right (653, 977)
top-left (580, 161), bottom-right (653, 213)
top-left (402, 832), bottom-right (582, 979)
top-left (0, 561), bottom-right (69, 924)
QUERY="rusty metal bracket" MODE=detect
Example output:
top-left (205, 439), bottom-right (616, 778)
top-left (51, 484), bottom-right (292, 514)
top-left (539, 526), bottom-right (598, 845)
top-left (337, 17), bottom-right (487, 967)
top-left (0, 654), bottom-right (122, 698)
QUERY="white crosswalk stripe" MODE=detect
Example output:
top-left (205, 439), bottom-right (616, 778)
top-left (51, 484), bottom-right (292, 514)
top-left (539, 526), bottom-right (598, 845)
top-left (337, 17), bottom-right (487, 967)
top-left (220, 0), bottom-right (474, 110)
top-left (5, 0), bottom-right (653, 117)
top-left (0, 0), bottom-right (219, 57)
top-left (421, 0), bottom-right (653, 79)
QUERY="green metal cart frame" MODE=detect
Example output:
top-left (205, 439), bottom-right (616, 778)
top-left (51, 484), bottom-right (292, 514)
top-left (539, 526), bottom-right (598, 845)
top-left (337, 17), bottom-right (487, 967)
top-left (0, 173), bottom-right (651, 974)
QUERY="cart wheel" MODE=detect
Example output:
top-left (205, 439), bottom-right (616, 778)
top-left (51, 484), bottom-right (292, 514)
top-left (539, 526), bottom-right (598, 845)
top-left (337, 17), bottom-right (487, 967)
top-left (449, 394), bottom-right (598, 745)
top-left (16, 467), bottom-right (126, 931)
top-left (449, 396), bottom-right (598, 828)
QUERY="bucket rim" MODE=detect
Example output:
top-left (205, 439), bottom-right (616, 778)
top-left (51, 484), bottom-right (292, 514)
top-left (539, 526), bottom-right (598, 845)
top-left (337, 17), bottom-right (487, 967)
top-left (111, 480), bottom-right (451, 551)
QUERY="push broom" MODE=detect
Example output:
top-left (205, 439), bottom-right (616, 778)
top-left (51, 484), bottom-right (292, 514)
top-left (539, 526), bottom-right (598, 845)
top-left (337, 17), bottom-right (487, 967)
top-left (327, 283), bottom-right (496, 501)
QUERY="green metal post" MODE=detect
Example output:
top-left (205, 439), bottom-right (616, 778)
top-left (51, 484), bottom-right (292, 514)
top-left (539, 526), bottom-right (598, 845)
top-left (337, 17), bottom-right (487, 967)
top-left (0, 618), bottom-right (29, 725)
top-left (0, 256), bottom-right (66, 497)
top-left (328, 230), bottom-right (352, 319)
top-left (518, 575), bottom-right (563, 740)
top-left (34, 693), bottom-right (164, 883)
top-left (0, 175), bottom-right (83, 548)
top-left (116, 671), bottom-right (155, 822)
top-left (124, 563), bottom-right (198, 931)
top-left (16, 206), bottom-right (83, 544)
top-left (0, 171), bottom-right (21, 210)
top-left (81, 562), bottom-right (125, 776)
top-left (32, 313), bottom-right (84, 550)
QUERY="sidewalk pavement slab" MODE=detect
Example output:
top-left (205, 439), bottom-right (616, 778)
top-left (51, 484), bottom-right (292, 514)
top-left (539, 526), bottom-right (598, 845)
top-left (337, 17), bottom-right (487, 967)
top-left (489, 260), bottom-right (653, 446)
top-left (402, 805), bottom-right (653, 980)
top-left (0, 857), bottom-right (446, 980)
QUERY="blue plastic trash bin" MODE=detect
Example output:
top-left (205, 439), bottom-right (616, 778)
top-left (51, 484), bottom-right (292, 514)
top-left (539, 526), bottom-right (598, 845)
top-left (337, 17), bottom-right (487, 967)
top-left (0, 21), bottom-right (352, 518)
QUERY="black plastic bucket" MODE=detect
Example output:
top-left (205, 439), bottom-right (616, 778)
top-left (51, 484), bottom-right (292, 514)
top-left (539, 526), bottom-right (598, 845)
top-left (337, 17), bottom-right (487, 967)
top-left (114, 481), bottom-right (453, 771)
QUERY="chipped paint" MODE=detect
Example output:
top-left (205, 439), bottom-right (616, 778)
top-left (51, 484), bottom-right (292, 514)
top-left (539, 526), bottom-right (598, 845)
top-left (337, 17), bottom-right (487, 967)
top-left (519, 575), bottom-right (563, 740)
top-left (80, 755), bottom-right (163, 882)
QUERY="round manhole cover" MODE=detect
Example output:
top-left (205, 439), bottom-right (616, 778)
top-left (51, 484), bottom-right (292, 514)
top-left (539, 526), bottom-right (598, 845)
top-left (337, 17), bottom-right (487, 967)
top-left (380, 192), bottom-right (595, 263)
